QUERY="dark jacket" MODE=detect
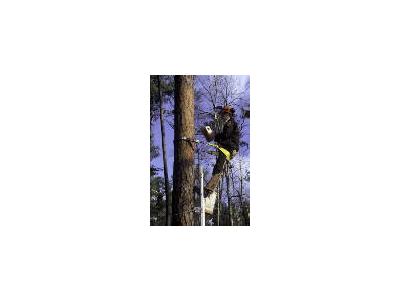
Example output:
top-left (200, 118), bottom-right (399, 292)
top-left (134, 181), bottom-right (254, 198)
top-left (214, 119), bottom-right (240, 152)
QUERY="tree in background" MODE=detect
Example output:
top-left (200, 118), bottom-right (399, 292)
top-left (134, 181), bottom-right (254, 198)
top-left (150, 131), bottom-right (159, 176)
top-left (150, 104), bottom-right (164, 224)
top-left (150, 76), bottom-right (174, 225)
top-left (157, 76), bottom-right (172, 225)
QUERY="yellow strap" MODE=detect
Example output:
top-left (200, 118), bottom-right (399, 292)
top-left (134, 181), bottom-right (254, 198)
top-left (207, 151), bottom-right (219, 156)
top-left (208, 143), bottom-right (231, 160)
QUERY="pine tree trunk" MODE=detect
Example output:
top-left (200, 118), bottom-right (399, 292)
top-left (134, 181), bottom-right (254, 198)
top-left (157, 76), bottom-right (171, 226)
top-left (172, 76), bottom-right (195, 226)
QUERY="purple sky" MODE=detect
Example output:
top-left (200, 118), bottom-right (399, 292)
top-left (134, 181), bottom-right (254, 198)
top-left (151, 75), bottom-right (250, 180)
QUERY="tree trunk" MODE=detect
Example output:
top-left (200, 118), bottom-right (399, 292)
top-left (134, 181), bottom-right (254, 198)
top-left (226, 172), bottom-right (233, 226)
top-left (172, 76), bottom-right (195, 226)
top-left (238, 156), bottom-right (248, 225)
top-left (157, 76), bottom-right (171, 226)
top-left (217, 179), bottom-right (222, 226)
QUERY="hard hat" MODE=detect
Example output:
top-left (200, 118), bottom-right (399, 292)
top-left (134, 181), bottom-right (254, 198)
top-left (221, 106), bottom-right (235, 115)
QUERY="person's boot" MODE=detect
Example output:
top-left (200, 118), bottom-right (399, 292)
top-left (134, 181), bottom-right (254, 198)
top-left (204, 191), bottom-right (217, 215)
top-left (193, 186), bottom-right (213, 199)
top-left (194, 173), bottom-right (221, 197)
top-left (204, 187), bottom-right (213, 198)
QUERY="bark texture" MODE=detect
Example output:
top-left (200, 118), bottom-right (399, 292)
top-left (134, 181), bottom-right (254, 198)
top-left (172, 76), bottom-right (195, 226)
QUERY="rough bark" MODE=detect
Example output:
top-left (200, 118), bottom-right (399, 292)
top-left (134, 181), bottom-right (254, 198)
top-left (172, 76), bottom-right (195, 226)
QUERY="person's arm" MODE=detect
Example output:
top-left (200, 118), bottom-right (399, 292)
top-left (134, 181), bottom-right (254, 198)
top-left (230, 122), bottom-right (240, 151)
top-left (221, 122), bottom-right (239, 151)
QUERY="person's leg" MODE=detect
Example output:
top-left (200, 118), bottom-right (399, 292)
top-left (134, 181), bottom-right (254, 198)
top-left (213, 151), bottom-right (226, 175)
top-left (205, 152), bottom-right (226, 195)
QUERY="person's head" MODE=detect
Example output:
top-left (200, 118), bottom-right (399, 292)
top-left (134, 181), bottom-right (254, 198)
top-left (220, 106), bottom-right (235, 123)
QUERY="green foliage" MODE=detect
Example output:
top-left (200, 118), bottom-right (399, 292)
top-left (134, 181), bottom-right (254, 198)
top-left (150, 176), bottom-right (166, 225)
top-left (150, 131), bottom-right (159, 160)
top-left (150, 76), bottom-right (159, 123)
top-left (149, 75), bottom-right (174, 225)
top-left (150, 130), bottom-right (160, 177)
top-left (150, 75), bottom-right (174, 123)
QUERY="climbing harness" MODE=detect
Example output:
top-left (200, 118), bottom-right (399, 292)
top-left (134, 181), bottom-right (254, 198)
top-left (176, 136), bottom-right (232, 160)
top-left (207, 143), bottom-right (231, 160)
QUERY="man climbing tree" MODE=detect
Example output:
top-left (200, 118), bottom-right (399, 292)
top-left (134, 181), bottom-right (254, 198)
top-left (200, 106), bottom-right (240, 214)
top-left (150, 75), bottom-right (249, 226)
top-left (172, 75), bottom-right (195, 226)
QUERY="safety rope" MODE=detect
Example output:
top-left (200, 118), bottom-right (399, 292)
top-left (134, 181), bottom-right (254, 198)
top-left (176, 136), bottom-right (232, 161)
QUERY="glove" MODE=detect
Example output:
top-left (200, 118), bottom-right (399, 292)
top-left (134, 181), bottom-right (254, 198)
top-left (201, 126), bottom-right (214, 142)
top-left (231, 150), bottom-right (238, 158)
